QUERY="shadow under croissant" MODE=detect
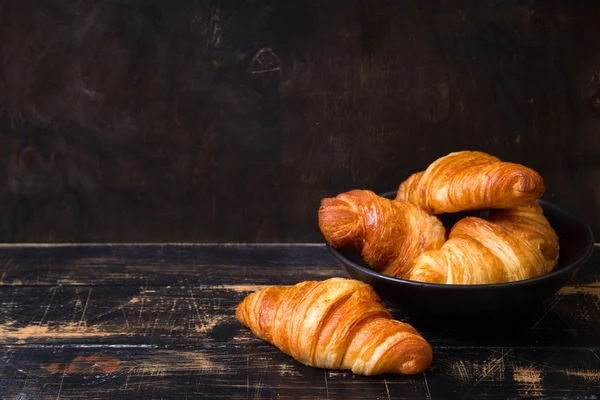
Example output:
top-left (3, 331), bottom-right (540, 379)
top-left (384, 297), bottom-right (547, 333)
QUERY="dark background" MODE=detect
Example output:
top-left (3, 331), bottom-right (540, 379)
top-left (0, 0), bottom-right (598, 243)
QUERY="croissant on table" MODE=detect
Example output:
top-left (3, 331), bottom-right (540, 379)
top-left (408, 202), bottom-right (560, 284)
top-left (236, 277), bottom-right (433, 376)
top-left (396, 150), bottom-right (546, 214)
top-left (318, 189), bottom-right (446, 278)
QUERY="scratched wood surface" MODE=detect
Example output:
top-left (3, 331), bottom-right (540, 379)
top-left (0, 244), bottom-right (599, 399)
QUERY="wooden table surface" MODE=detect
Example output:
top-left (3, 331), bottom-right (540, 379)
top-left (0, 243), bottom-right (598, 399)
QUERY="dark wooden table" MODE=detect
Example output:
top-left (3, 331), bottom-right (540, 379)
top-left (0, 244), bottom-right (598, 399)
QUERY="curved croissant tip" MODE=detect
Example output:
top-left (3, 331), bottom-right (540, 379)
top-left (512, 169), bottom-right (545, 194)
top-left (317, 197), bottom-right (364, 250)
top-left (397, 342), bottom-right (433, 375)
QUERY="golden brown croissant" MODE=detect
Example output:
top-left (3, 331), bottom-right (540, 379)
top-left (236, 277), bottom-right (433, 375)
top-left (408, 202), bottom-right (559, 284)
top-left (318, 189), bottom-right (446, 278)
top-left (396, 150), bottom-right (545, 214)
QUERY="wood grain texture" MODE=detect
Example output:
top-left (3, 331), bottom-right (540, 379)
top-left (0, 1), bottom-right (598, 243)
top-left (0, 244), bottom-right (340, 286)
top-left (0, 244), bottom-right (598, 398)
top-left (1, 347), bottom-right (599, 399)
top-left (0, 282), bottom-right (600, 349)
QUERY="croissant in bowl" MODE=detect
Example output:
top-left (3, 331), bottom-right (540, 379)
top-left (408, 202), bottom-right (560, 284)
top-left (396, 150), bottom-right (546, 214)
top-left (318, 189), bottom-right (446, 278)
top-left (319, 150), bottom-right (560, 285)
top-left (396, 150), bottom-right (559, 284)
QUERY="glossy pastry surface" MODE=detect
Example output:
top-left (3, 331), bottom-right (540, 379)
top-left (318, 189), bottom-right (446, 278)
top-left (236, 277), bottom-right (433, 375)
top-left (396, 150), bottom-right (545, 214)
top-left (408, 202), bottom-right (560, 284)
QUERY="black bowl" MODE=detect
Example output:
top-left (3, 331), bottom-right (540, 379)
top-left (327, 191), bottom-right (595, 326)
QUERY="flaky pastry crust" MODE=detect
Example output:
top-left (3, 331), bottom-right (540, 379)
top-left (409, 202), bottom-right (559, 284)
top-left (236, 277), bottom-right (433, 375)
top-left (318, 189), bottom-right (446, 278)
top-left (396, 150), bottom-right (545, 214)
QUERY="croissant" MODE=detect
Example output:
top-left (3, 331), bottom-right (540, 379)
top-left (318, 189), bottom-right (446, 278)
top-left (408, 202), bottom-right (560, 284)
top-left (396, 150), bottom-right (546, 214)
top-left (236, 277), bottom-right (433, 375)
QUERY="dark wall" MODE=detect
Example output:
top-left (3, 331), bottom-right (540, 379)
top-left (0, 0), bottom-right (598, 243)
